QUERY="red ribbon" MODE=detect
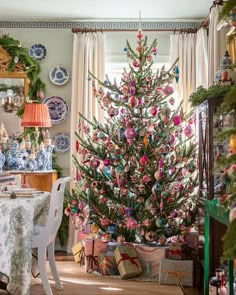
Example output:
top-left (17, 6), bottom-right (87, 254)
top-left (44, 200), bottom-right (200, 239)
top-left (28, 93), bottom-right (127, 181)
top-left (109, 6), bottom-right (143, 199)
top-left (169, 249), bottom-right (182, 257)
top-left (117, 253), bottom-right (139, 268)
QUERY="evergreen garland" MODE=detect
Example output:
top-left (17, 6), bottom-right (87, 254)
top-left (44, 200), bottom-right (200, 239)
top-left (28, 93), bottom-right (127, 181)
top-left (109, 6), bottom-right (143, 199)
top-left (0, 34), bottom-right (46, 117)
top-left (219, 0), bottom-right (236, 21)
top-left (189, 84), bottom-right (232, 107)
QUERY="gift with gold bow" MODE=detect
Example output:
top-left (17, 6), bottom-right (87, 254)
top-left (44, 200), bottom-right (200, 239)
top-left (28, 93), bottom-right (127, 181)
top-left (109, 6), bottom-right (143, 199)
top-left (159, 258), bottom-right (193, 286)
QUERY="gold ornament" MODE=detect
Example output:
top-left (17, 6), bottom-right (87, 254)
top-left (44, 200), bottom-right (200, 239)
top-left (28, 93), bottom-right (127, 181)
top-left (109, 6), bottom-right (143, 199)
top-left (230, 134), bottom-right (236, 152)
top-left (90, 223), bottom-right (100, 233)
top-left (143, 134), bottom-right (149, 147)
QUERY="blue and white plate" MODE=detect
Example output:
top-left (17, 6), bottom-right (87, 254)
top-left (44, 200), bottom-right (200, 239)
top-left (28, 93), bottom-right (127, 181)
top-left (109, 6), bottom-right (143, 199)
top-left (49, 65), bottom-right (69, 86)
top-left (29, 44), bottom-right (47, 60)
top-left (53, 133), bottom-right (70, 153)
top-left (42, 96), bottom-right (69, 124)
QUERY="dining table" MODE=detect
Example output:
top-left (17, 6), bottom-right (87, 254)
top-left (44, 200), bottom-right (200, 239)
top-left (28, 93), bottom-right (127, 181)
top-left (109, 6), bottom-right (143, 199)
top-left (0, 190), bottom-right (50, 295)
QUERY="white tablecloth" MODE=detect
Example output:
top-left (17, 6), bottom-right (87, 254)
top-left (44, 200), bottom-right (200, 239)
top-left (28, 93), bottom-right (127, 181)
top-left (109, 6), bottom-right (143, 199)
top-left (0, 192), bottom-right (50, 295)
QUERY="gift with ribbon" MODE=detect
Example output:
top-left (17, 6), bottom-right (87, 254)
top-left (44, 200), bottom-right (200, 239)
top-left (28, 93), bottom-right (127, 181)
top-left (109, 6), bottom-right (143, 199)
top-left (71, 241), bottom-right (85, 265)
top-left (159, 258), bottom-right (193, 286)
top-left (134, 244), bottom-right (169, 279)
top-left (114, 244), bottom-right (142, 279)
top-left (83, 238), bottom-right (108, 272)
top-left (98, 252), bottom-right (119, 276)
top-left (168, 240), bottom-right (188, 260)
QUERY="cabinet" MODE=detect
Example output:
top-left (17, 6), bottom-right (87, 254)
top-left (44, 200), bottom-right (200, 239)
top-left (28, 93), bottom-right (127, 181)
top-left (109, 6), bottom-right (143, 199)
top-left (10, 170), bottom-right (58, 192)
top-left (198, 96), bottom-right (234, 295)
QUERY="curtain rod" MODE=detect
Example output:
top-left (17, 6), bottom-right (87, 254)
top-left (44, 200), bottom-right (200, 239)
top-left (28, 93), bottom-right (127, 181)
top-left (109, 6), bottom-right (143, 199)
top-left (199, 0), bottom-right (224, 29)
top-left (71, 28), bottom-right (198, 34)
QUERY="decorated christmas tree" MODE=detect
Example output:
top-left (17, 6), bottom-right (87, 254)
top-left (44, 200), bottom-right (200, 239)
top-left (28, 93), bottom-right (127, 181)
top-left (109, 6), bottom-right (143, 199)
top-left (68, 30), bottom-right (198, 243)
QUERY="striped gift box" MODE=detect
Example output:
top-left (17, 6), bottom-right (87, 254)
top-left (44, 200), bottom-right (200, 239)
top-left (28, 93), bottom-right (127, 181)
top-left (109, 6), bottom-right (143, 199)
top-left (134, 244), bottom-right (169, 279)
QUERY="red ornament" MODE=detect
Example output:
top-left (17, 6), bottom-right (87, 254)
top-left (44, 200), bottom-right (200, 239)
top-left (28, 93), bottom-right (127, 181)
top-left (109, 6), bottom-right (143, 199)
top-left (130, 96), bottom-right (137, 108)
top-left (75, 140), bottom-right (79, 152)
top-left (137, 31), bottom-right (143, 40)
top-left (140, 154), bottom-right (150, 166)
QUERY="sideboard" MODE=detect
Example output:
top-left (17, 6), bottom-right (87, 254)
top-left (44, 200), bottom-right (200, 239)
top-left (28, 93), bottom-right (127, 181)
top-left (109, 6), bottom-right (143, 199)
top-left (9, 170), bottom-right (58, 192)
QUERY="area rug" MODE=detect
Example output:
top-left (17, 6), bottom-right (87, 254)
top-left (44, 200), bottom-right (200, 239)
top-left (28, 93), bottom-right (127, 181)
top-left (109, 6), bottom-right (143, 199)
top-left (30, 261), bottom-right (184, 295)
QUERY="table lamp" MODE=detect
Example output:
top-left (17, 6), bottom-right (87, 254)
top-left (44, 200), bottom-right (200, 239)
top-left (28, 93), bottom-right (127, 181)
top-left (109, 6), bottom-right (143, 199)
top-left (21, 103), bottom-right (51, 151)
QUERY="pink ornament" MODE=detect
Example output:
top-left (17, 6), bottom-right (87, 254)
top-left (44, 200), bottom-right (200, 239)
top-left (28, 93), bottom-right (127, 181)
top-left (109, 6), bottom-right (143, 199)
top-left (71, 199), bottom-right (77, 206)
top-left (103, 159), bottom-right (111, 166)
top-left (142, 175), bottom-right (151, 183)
top-left (152, 47), bottom-right (158, 55)
top-left (100, 216), bottom-right (110, 227)
top-left (163, 85), bottom-right (174, 96)
top-left (140, 154), bottom-right (150, 166)
top-left (132, 60), bottom-right (139, 68)
top-left (150, 106), bottom-right (158, 116)
top-left (126, 216), bottom-right (138, 228)
top-left (173, 115), bottom-right (182, 126)
top-left (90, 158), bottom-right (100, 169)
top-left (184, 125), bottom-right (193, 138)
top-left (124, 127), bottom-right (136, 145)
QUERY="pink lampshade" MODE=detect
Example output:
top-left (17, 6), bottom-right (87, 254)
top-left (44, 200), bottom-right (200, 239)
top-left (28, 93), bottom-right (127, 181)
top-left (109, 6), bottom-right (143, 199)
top-left (21, 103), bottom-right (51, 127)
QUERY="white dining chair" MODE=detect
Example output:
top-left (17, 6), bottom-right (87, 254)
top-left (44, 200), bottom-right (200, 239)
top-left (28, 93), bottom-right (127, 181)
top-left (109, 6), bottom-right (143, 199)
top-left (32, 176), bottom-right (71, 295)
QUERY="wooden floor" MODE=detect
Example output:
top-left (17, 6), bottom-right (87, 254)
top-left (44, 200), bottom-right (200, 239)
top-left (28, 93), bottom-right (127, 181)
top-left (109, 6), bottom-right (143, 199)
top-left (31, 252), bottom-right (202, 295)
top-left (30, 260), bottom-right (203, 295)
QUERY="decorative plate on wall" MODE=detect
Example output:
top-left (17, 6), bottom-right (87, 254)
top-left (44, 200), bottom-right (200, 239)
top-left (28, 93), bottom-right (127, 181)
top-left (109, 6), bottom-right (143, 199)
top-left (53, 133), bottom-right (70, 153)
top-left (42, 96), bottom-right (69, 124)
top-left (49, 65), bottom-right (70, 86)
top-left (29, 44), bottom-right (47, 60)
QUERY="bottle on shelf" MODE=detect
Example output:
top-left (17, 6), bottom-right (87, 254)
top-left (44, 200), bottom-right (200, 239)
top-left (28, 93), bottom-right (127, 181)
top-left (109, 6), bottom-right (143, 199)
top-left (217, 270), bottom-right (228, 295)
top-left (209, 268), bottom-right (223, 295)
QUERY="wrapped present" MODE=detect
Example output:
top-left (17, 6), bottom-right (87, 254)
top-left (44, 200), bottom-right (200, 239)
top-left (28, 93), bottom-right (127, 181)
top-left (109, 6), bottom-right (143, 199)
top-left (134, 244), bottom-right (169, 279)
top-left (159, 258), bottom-right (193, 287)
top-left (71, 241), bottom-right (85, 265)
top-left (114, 244), bottom-right (142, 279)
top-left (168, 240), bottom-right (188, 260)
top-left (98, 252), bottom-right (119, 276)
top-left (77, 231), bottom-right (90, 242)
top-left (83, 238), bottom-right (108, 272)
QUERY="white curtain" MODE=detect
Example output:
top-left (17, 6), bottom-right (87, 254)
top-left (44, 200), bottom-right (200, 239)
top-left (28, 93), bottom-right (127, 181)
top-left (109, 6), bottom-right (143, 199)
top-left (67, 32), bottom-right (105, 252)
top-left (196, 28), bottom-right (208, 89)
top-left (170, 33), bottom-right (196, 114)
top-left (208, 5), bottom-right (227, 86)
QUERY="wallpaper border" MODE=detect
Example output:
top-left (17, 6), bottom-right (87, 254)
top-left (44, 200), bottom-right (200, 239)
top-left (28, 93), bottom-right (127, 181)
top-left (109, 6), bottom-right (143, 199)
top-left (0, 21), bottom-right (201, 30)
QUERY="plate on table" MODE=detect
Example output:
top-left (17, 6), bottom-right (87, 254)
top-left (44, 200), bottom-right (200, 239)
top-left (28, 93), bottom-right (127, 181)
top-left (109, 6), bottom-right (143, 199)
top-left (29, 44), bottom-right (47, 60)
top-left (42, 96), bottom-right (69, 124)
top-left (53, 133), bottom-right (70, 153)
top-left (49, 65), bottom-right (70, 86)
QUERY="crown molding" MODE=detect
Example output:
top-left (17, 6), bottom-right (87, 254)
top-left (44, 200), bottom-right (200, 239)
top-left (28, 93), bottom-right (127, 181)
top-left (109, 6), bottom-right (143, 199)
top-left (0, 20), bottom-right (201, 30)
